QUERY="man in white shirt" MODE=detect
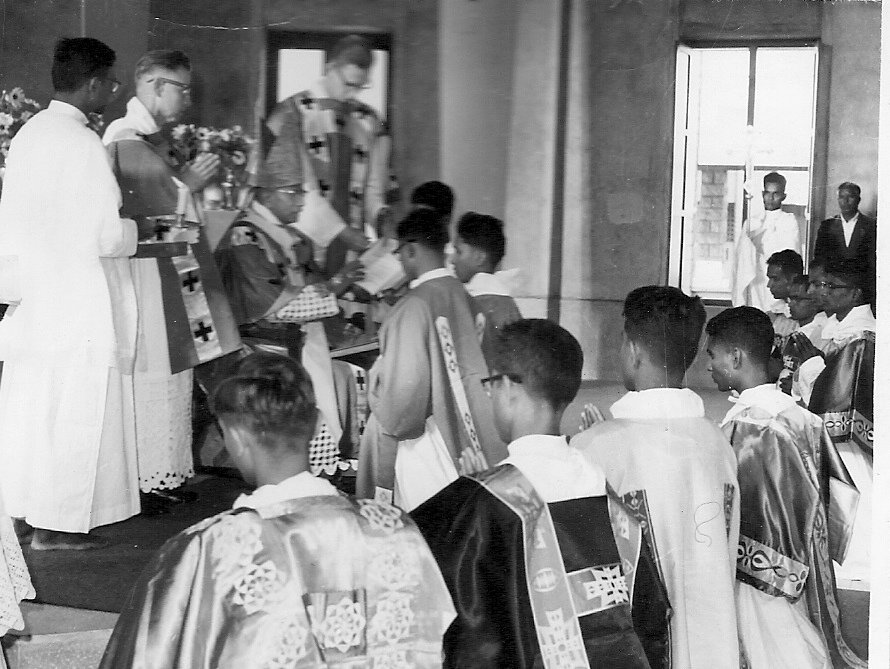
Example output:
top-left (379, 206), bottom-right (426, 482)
top-left (100, 352), bottom-right (455, 668)
top-left (572, 286), bottom-right (740, 669)
top-left (0, 38), bottom-right (140, 549)
top-left (813, 182), bottom-right (876, 308)
top-left (413, 319), bottom-right (668, 668)
top-left (706, 306), bottom-right (864, 669)
top-left (734, 171), bottom-right (801, 310)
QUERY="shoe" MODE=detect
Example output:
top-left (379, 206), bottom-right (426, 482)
top-left (151, 488), bottom-right (199, 504)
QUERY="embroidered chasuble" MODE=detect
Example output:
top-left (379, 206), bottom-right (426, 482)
top-left (808, 326), bottom-right (875, 587)
top-left (572, 388), bottom-right (741, 669)
top-left (257, 81), bottom-right (391, 276)
top-left (356, 274), bottom-right (506, 509)
top-left (0, 101), bottom-right (140, 532)
top-left (720, 387), bottom-right (865, 668)
top-left (412, 464), bottom-right (669, 668)
top-left (100, 494), bottom-right (455, 668)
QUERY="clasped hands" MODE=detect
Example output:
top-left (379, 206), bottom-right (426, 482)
top-left (182, 152), bottom-right (222, 193)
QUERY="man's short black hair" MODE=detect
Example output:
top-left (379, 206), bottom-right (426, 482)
top-left (134, 50), bottom-right (191, 80)
top-left (623, 286), bottom-right (706, 375)
top-left (212, 352), bottom-right (318, 450)
top-left (491, 319), bottom-right (583, 410)
top-left (766, 249), bottom-right (804, 279)
top-left (763, 171), bottom-right (787, 190)
top-left (824, 257), bottom-right (866, 294)
top-left (838, 181), bottom-right (861, 197)
top-left (705, 307), bottom-right (774, 368)
top-left (51, 37), bottom-right (116, 93)
top-left (410, 181), bottom-right (454, 221)
top-left (457, 212), bottom-right (506, 267)
top-left (396, 208), bottom-right (449, 253)
top-left (329, 34), bottom-right (373, 69)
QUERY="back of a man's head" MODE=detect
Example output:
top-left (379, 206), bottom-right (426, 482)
top-left (52, 37), bottom-right (116, 93)
top-left (396, 208), bottom-right (449, 254)
top-left (767, 249), bottom-right (803, 279)
top-left (623, 285), bottom-right (707, 376)
top-left (491, 319), bottom-right (583, 411)
top-left (329, 34), bottom-right (373, 69)
top-left (456, 212), bottom-right (506, 268)
top-left (410, 181), bottom-right (455, 222)
top-left (705, 307), bottom-right (773, 369)
top-left (212, 352), bottom-right (318, 452)
top-left (134, 49), bottom-right (191, 82)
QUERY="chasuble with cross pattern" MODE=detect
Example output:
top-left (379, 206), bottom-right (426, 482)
top-left (259, 80), bottom-right (391, 276)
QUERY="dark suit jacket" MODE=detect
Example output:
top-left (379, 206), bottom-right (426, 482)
top-left (813, 213), bottom-right (876, 266)
top-left (813, 213), bottom-right (876, 301)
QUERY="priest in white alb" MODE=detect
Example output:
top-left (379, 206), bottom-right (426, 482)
top-left (0, 38), bottom-right (140, 549)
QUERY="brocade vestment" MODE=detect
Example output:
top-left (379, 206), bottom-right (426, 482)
top-left (571, 388), bottom-right (741, 669)
top-left (805, 305), bottom-right (875, 586)
top-left (720, 385), bottom-right (865, 668)
top-left (412, 436), bottom-right (669, 669)
top-left (101, 473), bottom-right (455, 668)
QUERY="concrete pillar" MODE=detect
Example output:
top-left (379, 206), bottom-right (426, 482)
top-left (438, 0), bottom-right (517, 219)
top-left (502, 0), bottom-right (561, 319)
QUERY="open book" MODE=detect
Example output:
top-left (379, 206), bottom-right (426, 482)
top-left (354, 238), bottom-right (406, 296)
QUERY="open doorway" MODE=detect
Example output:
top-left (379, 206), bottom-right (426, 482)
top-left (669, 45), bottom-right (819, 302)
top-left (266, 31), bottom-right (391, 121)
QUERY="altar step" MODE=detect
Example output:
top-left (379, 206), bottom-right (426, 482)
top-left (2, 603), bottom-right (118, 669)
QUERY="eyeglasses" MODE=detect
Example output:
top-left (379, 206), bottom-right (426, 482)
top-left (809, 280), bottom-right (854, 291)
top-left (481, 373), bottom-right (522, 396)
top-left (151, 77), bottom-right (192, 95)
top-left (106, 78), bottom-right (122, 94)
top-left (275, 187), bottom-right (301, 196)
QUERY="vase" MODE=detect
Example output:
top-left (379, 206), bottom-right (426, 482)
top-left (221, 167), bottom-right (237, 210)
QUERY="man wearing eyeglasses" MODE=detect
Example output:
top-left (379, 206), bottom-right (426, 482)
top-left (214, 150), bottom-right (367, 479)
top-left (254, 34), bottom-right (392, 278)
top-left (794, 259), bottom-right (874, 589)
top-left (103, 50), bottom-right (241, 514)
top-left (0, 38), bottom-right (140, 549)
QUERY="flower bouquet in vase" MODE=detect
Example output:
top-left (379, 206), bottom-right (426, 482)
top-left (171, 124), bottom-right (254, 209)
top-left (0, 88), bottom-right (42, 188)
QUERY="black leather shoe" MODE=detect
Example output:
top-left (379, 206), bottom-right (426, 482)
top-left (151, 488), bottom-right (199, 504)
